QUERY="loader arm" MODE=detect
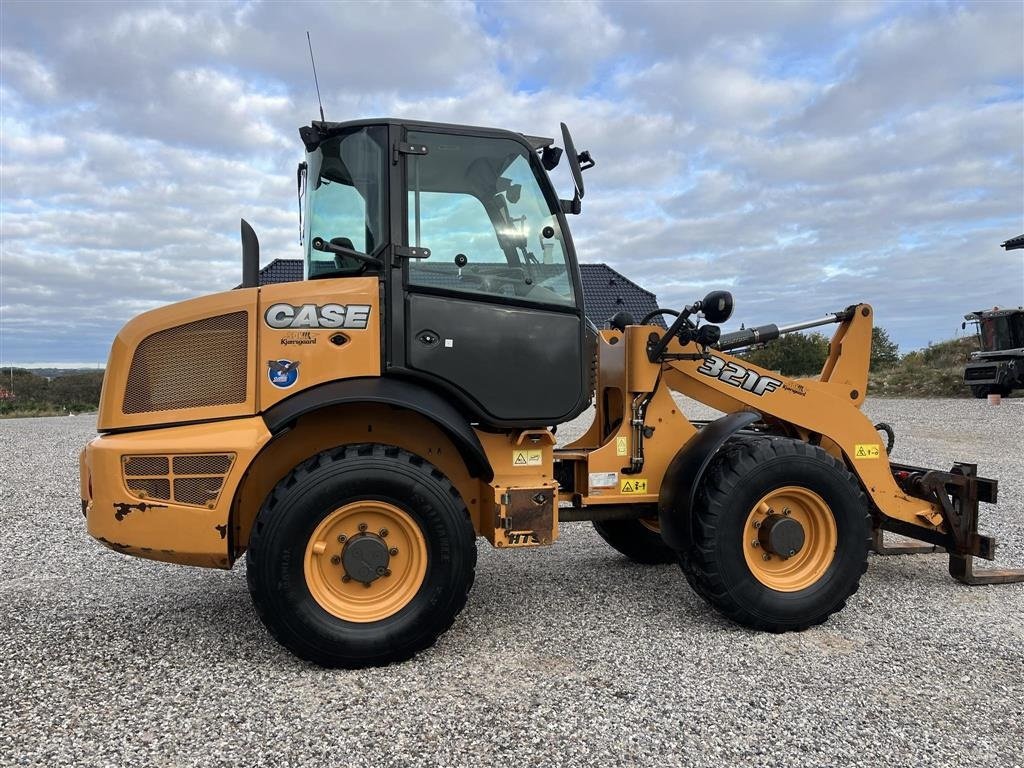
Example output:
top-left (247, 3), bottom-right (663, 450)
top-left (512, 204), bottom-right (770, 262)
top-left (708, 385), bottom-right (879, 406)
top-left (660, 304), bottom-right (942, 534)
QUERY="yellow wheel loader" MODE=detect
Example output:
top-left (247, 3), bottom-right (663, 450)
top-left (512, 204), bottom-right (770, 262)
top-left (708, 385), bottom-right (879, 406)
top-left (79, 118), bottom-right (1024, 667)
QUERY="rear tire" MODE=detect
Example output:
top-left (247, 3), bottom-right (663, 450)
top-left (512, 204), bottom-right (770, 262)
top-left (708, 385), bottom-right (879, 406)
top-left (593, 517), bottom-right (676, 564)
top-left (682, 437), bottom-right (870, 632)
top-left (246, 444), bottom-right (476, 667)
top-left (970, 385), bottom-right (994, 399)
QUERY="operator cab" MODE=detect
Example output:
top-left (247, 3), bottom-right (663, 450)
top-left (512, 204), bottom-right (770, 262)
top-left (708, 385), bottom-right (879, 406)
top-left (297, 118), bottom-right (596, 428)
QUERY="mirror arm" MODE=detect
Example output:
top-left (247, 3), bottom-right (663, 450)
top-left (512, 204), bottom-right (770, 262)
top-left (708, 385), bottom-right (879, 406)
top-left (560, 193), bottom-right (582, 215)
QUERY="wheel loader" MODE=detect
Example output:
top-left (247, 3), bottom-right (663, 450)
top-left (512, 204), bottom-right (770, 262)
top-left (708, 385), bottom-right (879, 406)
top-left (79, 117), bottom-right (1024, 667)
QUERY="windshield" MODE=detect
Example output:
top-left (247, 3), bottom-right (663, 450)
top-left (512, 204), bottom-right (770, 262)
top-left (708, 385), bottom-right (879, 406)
top-left (303, 126), bottom-right (387, 278)
top-left (980, 315), bottom-right (1024, 351)
top-left (405, 131), bottom-right (575, 307)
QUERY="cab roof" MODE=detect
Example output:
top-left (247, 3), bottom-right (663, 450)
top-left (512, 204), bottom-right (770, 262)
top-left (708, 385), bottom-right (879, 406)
top-left (302, 117), bottom-right (553, 152)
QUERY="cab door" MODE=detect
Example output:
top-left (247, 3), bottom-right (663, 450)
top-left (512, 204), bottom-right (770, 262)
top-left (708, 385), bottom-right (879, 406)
top-left (391, 126), bottom-right (589, 427)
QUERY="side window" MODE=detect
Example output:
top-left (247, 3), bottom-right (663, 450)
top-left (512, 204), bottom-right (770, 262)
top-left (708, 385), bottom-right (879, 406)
top-left (304, 127), bottom-right (385, 278)
top-left (407, 191), bottom-right (517, 298)
top-left (405, 131), bottom-right (575, 306)
top-left (311, 183), bottom-right (367, 250)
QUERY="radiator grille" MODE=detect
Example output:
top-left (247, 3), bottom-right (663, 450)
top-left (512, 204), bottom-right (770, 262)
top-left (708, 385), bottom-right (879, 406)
top-left (964, 366), bottom-right (997, 381)
top-left (125, 478), bottom-right (171, 501)
top-left (123, 456), bottom-right (169, 476)
top-left (123, 312), bottom-right (248, 414)
top-left (122, 453), bottom-right (235, 508)
top-left (172, 454), bottom-right (233, 475)
top-left (173, 477), bottom-right (225, 506)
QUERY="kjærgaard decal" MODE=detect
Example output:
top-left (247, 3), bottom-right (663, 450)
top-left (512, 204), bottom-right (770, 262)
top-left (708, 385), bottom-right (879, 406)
top-left (267, 359), bottom-right (301, 389)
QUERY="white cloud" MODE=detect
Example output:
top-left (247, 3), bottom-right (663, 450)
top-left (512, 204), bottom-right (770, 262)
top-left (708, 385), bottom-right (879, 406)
top-left (0, 0), bottom-right (1021, 364)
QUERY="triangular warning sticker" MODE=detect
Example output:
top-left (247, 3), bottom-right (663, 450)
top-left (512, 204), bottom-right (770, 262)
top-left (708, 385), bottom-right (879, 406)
top-left (513, 452), bottom-right (527, 465)
top-left (622, 481), bottom-right (634, 492)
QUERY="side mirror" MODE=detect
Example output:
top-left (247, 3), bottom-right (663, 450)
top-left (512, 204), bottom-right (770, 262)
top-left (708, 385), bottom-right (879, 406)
top-left (701, 290), bottom-right (734, 324)
top-left (560, 122), bottom-right (585, 199)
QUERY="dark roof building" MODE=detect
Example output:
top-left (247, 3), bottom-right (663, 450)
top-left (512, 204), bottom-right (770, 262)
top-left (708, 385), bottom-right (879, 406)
top-left (257, 258), bottom-right (304, 284)
top-left (578, 263), bottom-right (662, 328)
top-left (254, 259), bottom-right (662, 329)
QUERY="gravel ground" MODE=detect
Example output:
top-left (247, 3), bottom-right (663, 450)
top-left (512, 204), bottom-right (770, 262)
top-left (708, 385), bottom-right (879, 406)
top-left (1, 398), bottom-right (1023, 768)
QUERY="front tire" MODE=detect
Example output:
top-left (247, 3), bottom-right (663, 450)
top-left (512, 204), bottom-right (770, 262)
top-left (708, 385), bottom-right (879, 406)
top-left (246, 444), bottom-right (476, 667)
top-left (683, 437), bottom-right (870, 632)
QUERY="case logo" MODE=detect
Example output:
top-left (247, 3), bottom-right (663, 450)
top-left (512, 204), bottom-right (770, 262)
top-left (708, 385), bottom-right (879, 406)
top-left (267, 359), bottom-right (301, 389)
top-left (264, 303), bottom-right (371, 330)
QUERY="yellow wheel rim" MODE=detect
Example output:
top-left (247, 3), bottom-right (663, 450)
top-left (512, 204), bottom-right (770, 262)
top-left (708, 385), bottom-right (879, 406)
top-left (743, 486), bottom-right (837, 593)
top-left (303, 501), bottom-right (428, 623)
top-left (639, 515), bottom-right (661, 534)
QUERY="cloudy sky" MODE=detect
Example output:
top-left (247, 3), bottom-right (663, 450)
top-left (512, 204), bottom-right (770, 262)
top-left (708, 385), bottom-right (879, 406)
top-left (1, 0), bottom-right (1022, 366)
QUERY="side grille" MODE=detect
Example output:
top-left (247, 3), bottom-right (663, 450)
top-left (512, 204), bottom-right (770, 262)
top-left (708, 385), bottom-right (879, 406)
top-left (123, 312), bottom-right (248, 414)
top-left (122, 453), bottom-right (235, 508)
top-left (964, 366), bottom-right (997, 382)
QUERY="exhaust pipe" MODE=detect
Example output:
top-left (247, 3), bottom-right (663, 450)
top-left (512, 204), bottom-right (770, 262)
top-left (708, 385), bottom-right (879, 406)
top-left (240, 218), bottom-right (259, 289)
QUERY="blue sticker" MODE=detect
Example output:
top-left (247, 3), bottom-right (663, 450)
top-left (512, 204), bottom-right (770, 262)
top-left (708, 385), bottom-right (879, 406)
top-left (267, 359), bottom-right (300, 389)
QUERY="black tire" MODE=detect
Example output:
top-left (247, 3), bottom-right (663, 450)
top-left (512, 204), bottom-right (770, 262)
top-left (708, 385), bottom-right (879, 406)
top-left (246, 444), bottom-right (476, 667)
top-left (593, 518), bottom-right (676, 564)
top-left (683, 437), bottom-right (870, 632)
top-left (970, 385), bottom-right (993, 399)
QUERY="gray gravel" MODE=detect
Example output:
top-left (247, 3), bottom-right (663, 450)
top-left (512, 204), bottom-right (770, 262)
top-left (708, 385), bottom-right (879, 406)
top-left (1, 398), bottom-right (1023, 767)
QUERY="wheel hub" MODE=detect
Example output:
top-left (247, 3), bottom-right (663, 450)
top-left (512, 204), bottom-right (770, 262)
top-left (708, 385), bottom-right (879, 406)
top-left (758, 514), bottom-right (805, 558)
top-left (303, 500), bottom-right (426, 623)
top-left (743, 486), bottom-right (838, 593)
top-left (342, 532), bottom-right (391, 586)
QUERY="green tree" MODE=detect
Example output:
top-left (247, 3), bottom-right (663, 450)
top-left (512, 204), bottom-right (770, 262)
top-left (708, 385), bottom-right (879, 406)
top-left (870, 326), bottom-right (900, 371)
top-left (49, 371), bottom-right (105, 411)
top-left (740, 332), bottom-right (829, 376)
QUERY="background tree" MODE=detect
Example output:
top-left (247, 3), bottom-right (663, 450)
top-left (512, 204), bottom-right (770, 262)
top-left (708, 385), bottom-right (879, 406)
top-left (870, 326), bottom-right (900, 371)
top-left (740, 332), bottom-right (829, 376)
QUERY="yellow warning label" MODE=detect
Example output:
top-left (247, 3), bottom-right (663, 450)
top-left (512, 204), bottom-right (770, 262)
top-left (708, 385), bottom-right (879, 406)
top-left (616, 436), bottom-right (628, 456)
top-left (620, 478), bottom-right (648, 494)
top-left (512, 449), bottom-right (543, 467)
top-left (854, 444), bottom-right (881, 459)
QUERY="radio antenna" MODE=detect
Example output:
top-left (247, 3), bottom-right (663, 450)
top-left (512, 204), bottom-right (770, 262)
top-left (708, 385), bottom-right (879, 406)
top-left (306, 31), bottom-right (325, 122)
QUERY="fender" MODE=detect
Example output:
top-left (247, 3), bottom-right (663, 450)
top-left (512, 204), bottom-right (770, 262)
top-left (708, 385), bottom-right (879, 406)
top-left (262, 377), bottom-right (493, 481)
top-left (657, 410), bottom-right (762, 551)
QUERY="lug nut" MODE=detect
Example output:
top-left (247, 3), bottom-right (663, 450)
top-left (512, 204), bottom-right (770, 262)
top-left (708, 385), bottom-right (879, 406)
top-left (753, 521), bottom-right (761, 529)
top-left (782, 508), bottom-right (791, 516)
top-left (358, 523), bottom-right (368, 532)
top-left (379, 528), bottom-right (389, 538)
top-left (337, 534), bottom-right (347, 543)
top-left (762, 553), bottom-right (771, 561)
top-left (389, 547), bottom-right (399, 556)
top-left (363, 581), bottom-right (372, 589)
top-left (342, 574), bottom-right (351, 583)
top-left (383, 569), bottom-right (391, 577)
top-left (376, 566), bottom-right (386, 576)
top-left (330, 555), bottom-right (341, 565)
top-left (751, 540), bottom-right (759, 548)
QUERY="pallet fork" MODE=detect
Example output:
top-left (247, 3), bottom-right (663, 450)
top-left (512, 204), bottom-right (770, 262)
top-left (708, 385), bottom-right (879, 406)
top-left (874, 462), bottom-right (1024, 585)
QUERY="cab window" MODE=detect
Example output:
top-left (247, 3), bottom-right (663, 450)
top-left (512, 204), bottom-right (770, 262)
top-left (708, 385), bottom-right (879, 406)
top-left (303, 127), bottom-right (386, 278)
top-left (405, 131), bottom-right (574, 306)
